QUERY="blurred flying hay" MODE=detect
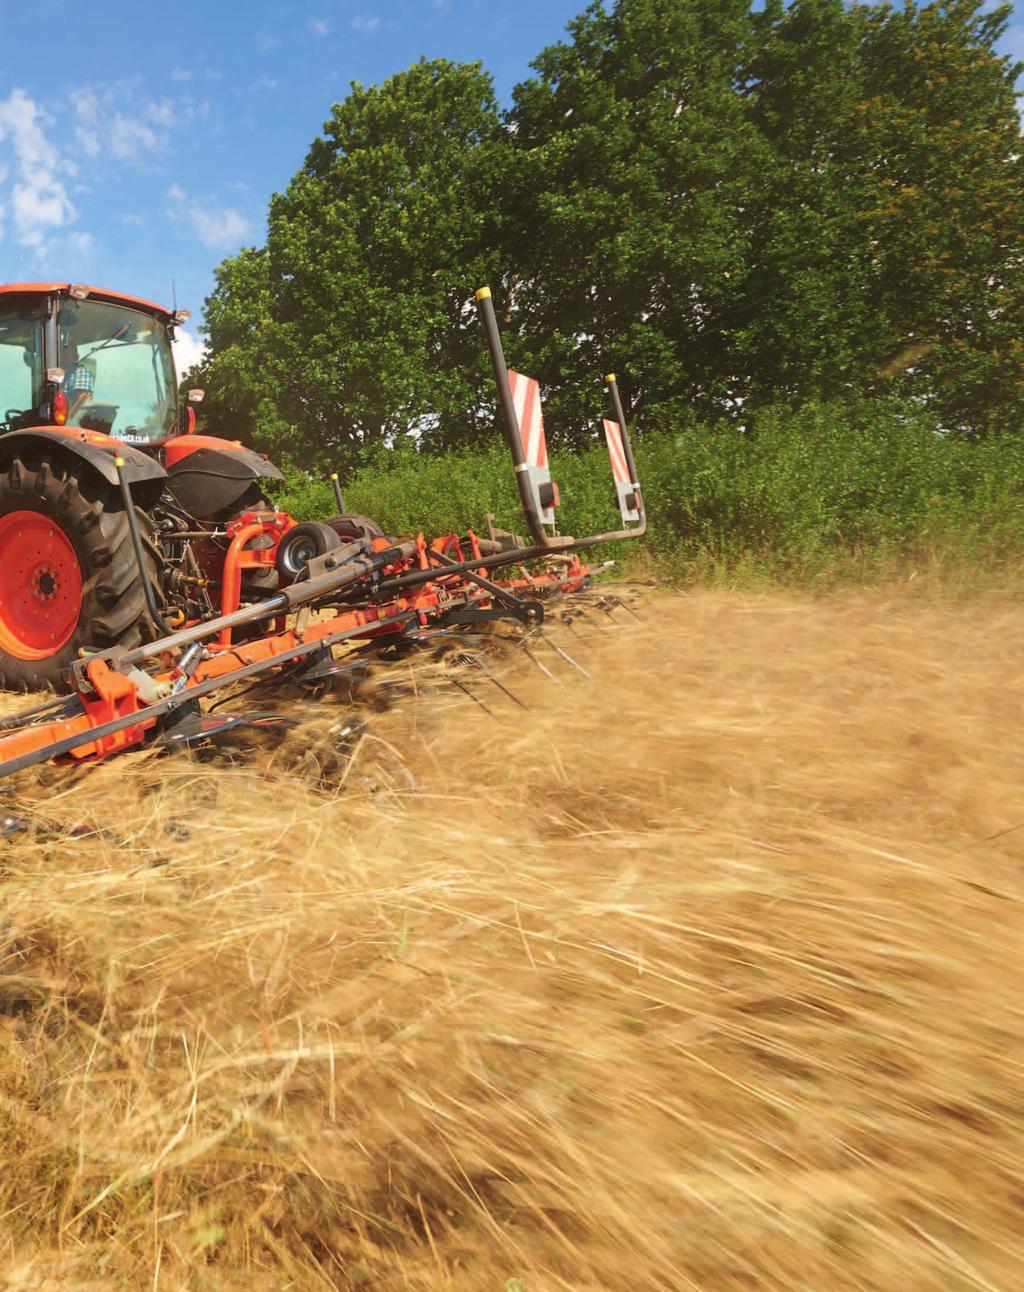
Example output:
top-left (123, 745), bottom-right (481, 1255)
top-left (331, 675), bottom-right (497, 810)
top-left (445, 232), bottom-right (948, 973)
top-left (1, 589), bottom-right (1023, 1291)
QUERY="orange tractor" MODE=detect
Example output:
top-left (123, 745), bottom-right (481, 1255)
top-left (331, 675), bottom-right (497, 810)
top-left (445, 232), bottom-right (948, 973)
top-left (0, 281), bottom-right (645, 778)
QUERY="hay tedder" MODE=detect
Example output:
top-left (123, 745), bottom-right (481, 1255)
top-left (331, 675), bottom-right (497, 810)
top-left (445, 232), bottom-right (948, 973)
top-left (0, 282), bottom-right (645, 780)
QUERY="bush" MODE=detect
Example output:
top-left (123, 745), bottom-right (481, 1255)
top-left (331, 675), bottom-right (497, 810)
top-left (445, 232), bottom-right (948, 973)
top-left (271, 398), bottom-right (1024, 584)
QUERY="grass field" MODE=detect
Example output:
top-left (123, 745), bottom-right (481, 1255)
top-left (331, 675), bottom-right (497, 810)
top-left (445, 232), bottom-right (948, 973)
top-left (1, 587), bottom-right (1023, 1290)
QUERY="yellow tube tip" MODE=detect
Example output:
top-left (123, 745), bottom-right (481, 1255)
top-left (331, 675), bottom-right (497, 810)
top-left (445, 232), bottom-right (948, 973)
top-left (330, 472), bottom-right (339, 480)
top-left (114, 457), bottom-right (126, 467)
top-left (604, 373), bottom-right (616, 384)
top-left (475, 286), bottom-right (492, 300)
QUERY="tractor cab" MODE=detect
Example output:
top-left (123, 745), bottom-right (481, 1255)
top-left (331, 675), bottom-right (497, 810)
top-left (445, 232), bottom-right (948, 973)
top-left (0, 283), bottom-right (183, 442)
top-left (0, 281), bottom-right (282, 527)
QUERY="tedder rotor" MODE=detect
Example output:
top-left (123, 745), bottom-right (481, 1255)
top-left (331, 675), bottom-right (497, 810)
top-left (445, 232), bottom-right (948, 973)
top-left (0, 282), bottom-right (646, 780)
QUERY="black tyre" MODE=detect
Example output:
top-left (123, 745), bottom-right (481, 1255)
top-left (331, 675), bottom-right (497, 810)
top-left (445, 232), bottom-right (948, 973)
top-left (275, 521), bottom-right (342, 584)
top-left (0, 456), bottom-right (160, 692)
top-left (325, 513), bottom-right (387, 542)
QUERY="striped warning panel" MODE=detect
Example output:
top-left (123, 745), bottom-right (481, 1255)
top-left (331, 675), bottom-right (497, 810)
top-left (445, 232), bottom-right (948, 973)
top-left (603, 418), bottom-right (640, 524)
top-left (509, 371), bottom-right (548, 469)
top-left (603, 418), bottom-right (631, 485)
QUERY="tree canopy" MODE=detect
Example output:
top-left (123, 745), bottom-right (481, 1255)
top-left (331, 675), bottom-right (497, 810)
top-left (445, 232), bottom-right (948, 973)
top-left (192, 0), bottom-right (1024, 468)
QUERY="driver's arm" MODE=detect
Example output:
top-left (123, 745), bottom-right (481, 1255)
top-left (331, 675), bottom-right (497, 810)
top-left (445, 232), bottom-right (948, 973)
top-left (65, 362), bottom-right (96, 425)
top-left (68, 388), bottom-right (92, 422)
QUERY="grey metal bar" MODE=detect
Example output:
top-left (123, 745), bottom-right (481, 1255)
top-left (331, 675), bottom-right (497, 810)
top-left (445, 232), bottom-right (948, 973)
top-left (96, 539), bottom-right (418, 670)
top-left (0, 613), bottom-right (417, 780)
top-left (330, 472), bottom-right (346, 513)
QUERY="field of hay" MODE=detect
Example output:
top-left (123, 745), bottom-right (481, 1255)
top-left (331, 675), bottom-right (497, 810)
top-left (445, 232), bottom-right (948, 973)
top-left (1, 587), bottom-right (1022, 1291)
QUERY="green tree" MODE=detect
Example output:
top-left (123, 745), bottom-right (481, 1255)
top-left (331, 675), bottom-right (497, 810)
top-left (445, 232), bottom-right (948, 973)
top-left (735, 0), bottom-right (1024, 432)
top-left (197, 0), bottom-right (1023, 461)
top-left (198, 58), bottom-right (508, 472)
top-left (504, 0), bottom-right (767, 441)
top-left (189, 247), bottom-right (296, 461)
top-left (507, 0), bottom-right (1023, 436)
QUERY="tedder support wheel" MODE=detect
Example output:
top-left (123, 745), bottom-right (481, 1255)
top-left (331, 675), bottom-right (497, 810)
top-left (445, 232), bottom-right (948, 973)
top-left (0, 457), bottom-right (159, 692)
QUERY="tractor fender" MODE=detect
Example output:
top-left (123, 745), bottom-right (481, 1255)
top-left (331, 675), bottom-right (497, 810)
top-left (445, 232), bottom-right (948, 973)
top-left (0, 429), bottom-right (167, 505)
top-left (162, 436), bottom-right (284, 520)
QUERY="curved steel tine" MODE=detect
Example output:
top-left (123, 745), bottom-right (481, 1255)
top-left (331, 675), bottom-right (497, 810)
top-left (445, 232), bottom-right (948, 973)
top-left (597, 598), bottom-right (620, 620)
top-left (520, 636), bottom-right (562, 684)
top-left (468, 656), bottom-right (528, 708)
top-left (448, 676), bottom-right (494, 716)
top-left (608, 593), bottom-right (644, 621)
top-left (542, 634), bottom-right (591, 678)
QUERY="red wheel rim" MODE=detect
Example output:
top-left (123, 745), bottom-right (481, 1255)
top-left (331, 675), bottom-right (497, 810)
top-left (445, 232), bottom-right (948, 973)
top-left (0, 511), bottom-right (83, 661)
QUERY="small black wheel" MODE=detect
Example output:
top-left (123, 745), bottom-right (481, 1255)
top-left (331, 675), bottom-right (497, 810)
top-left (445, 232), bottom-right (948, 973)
top-left (275, 521), bottom-right (341, 584)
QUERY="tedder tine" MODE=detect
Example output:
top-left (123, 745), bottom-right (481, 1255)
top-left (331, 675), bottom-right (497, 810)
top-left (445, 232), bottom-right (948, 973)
top-left (447, 676), bottom-right (495, 717)
top-left (521, 638), bottom-right (563, 685)
top-left (609, 593), bottom-right (644, 622)
top-left (460, 654), bottom-right (528, 709)
top-left (541, 635), bottom-right (591, 679)
top-left (0, 693), bottom-right (81, 732)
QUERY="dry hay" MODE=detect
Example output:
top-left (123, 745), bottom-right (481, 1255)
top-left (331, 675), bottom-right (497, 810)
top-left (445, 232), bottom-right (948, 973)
top-left (0, 587), bottom-right (1022, 1290)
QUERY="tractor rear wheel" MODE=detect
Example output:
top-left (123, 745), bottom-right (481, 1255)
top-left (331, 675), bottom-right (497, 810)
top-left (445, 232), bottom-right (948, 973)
top-left (0, 457), bottom-right (159, 692)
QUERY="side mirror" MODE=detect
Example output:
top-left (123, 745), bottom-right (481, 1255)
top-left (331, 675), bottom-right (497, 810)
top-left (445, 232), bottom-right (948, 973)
top-left (46, 367), bottom-right (65, 385)
top-left (188, 389), bottom-right (204, 403)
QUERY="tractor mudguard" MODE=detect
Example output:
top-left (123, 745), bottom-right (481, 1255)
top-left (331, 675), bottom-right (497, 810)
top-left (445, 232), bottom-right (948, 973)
top-left (162, 436), bottom-right (284, 520)
top-left (0, 428), bottom-right (167, 503)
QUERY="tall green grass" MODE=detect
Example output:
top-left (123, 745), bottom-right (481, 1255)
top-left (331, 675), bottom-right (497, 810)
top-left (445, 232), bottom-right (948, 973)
top-left (272, 399), bottom-right (1024, 587)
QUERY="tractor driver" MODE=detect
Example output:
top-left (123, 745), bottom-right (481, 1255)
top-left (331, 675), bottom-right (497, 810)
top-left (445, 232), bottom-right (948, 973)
top-left (61, 343), bottom-right (97, 424)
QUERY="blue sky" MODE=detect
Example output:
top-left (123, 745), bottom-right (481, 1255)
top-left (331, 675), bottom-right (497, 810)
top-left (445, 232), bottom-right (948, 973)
top-left (0, 0), bottom-right (1021, 374)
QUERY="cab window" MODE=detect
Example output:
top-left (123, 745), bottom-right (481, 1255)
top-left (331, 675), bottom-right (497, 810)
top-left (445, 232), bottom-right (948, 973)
top-left (0, 303), bottom-right (44, 430)
top-left (58, 300), bottom-right (178, 442)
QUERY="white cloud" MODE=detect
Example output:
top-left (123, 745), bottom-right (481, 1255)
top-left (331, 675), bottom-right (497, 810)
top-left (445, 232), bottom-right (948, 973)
top-left (71, 87), bottom-right (164, 161)
top-left (148, 100), bottom-right (176, 129)
top-left (66, 231), bottom-right (93, 257)
top-left (0, 79), bottom-right (210, 259)
top-left (309, 17), bottom-right (330, 36)
top-left (172, 328), bottom-right (207, 381)
top-left (0, 89), bottom-right (76, 248)
top-left (191, 205), bottom-right (250, 247)
top-left (168, 184), bottom-right (252, 249)
top-left (351, 15), bottom-right (380, 31)
top-left (171, 67), bottom-right (192, 82)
